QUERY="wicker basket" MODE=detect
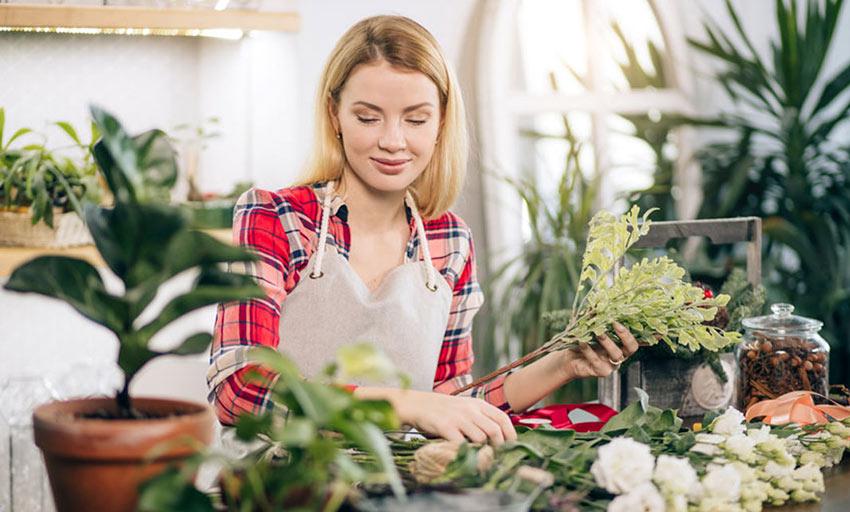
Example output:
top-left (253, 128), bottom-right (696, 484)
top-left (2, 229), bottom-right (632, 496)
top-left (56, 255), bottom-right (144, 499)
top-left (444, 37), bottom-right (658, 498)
top-left (0, 209), bottom-right (92, 248)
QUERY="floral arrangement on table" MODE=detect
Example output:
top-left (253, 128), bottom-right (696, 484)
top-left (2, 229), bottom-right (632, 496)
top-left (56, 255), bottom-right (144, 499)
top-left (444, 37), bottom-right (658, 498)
top-left (400, 390), bottom-right (850, 511)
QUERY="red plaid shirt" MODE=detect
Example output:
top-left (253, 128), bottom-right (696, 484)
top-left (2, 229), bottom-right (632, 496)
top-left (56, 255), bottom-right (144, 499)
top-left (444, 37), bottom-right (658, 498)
top-left (208, 182), bottom-right (509, 425)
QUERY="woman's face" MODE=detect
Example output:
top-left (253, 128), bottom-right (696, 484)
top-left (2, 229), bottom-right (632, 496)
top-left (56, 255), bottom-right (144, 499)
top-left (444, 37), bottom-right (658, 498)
top-left (332, 59), bottom-right (441, 194)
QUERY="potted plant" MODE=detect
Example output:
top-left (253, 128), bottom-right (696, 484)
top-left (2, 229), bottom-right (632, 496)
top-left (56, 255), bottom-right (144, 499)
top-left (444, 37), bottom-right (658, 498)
top-left (0, 107), bottom-right (102, 247)
top-left (3, 105), bottom-right (264, 512)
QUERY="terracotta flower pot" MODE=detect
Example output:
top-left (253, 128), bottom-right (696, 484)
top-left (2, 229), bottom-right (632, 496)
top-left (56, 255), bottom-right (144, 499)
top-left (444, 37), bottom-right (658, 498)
top-left (32, 397), bottom-right (215, 512)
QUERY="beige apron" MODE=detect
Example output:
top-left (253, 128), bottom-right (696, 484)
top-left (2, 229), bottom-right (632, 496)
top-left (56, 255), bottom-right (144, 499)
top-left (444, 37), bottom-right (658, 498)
top-left (277, 182), bottom-right (453, 391)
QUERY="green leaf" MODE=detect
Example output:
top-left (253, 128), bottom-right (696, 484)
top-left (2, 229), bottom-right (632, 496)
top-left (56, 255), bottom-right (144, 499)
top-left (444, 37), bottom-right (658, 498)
top-left (4, 256), bottom-right (127, 333)
top-left (278, 417), bottom-right (317, 447)
top-left (335, 342), bottom-right (400, 384)
top-left (5, 128), bottom-right (33, 150)
top-left (133, 128), bottom-right (178, 202)
top-left (169, 332), bottom-right (212, 356)
top-left (55, 121), bottom-right (82, 146)
top-left (85, 202), bottom-right (187, 290)
top-left (515, 428), bottom-right (577, 458)
top-left (90, 105), bottom-right (140, 204)
top-left (333, 421), bottom-right (406, 500)
top-left (234, 411), bottom-right (274, 441)
top-left (137, 266), bottom-right (262, 339)
top-left (137, 465), bottom-right (214, 512)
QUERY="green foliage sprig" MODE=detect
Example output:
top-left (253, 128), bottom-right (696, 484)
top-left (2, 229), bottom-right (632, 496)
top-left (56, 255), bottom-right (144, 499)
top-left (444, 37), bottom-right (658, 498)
top-left (455, 206), bottom-right (742, 395)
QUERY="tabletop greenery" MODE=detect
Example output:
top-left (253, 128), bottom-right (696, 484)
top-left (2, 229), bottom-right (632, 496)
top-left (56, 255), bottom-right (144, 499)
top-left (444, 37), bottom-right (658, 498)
top-left (396, 391), bottom-right (850, 511)
top-left (3, 105), bottom-right (264, 418)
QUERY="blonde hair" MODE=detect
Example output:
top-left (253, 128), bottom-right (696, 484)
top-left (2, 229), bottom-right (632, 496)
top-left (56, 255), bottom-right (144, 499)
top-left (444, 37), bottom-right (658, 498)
top-left (296, 15), bottom-right (468, 219)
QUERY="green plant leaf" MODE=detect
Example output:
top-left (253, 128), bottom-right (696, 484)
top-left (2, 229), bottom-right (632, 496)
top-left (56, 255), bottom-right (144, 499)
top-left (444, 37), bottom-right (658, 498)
top-left (4, 256), bottom-right (126, 332)
top-left (234, 411), bottom-right (274, 441)
top-left (137, 465), bottom-right (214, 512)
top-left (5, 128), bottom-right (33, 151)
top-left (90, 105), bottom-right (140, 204)
top-left (55, 121), bottom-right (82, 146)
top-left (333, 421), bottom-right (405, 500)
top-left (137, 266), bottom-right (262, 339)
top-left (169, 332), bottom-right (213, 356)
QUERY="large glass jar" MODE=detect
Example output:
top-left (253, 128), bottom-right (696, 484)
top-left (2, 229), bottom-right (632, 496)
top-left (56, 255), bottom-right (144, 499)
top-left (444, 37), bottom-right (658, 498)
top-left (737, 303), bottom-right (829, 409)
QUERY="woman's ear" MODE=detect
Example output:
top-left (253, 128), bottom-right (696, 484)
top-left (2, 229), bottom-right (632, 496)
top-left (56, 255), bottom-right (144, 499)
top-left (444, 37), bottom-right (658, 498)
top-left (328, 97), bottom-right (341, 135)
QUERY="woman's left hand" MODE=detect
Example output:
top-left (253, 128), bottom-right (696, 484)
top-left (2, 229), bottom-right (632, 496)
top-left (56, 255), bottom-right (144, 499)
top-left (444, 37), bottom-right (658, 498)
top-left (558, 322), bottom-right (640, 381)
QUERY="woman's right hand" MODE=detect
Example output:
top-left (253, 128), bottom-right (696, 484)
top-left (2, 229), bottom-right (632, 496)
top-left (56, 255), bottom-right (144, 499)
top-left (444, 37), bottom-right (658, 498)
top-left (357, 387), bottom-right (517, 445)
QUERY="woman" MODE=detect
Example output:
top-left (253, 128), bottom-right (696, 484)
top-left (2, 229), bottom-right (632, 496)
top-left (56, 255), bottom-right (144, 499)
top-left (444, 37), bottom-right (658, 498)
top-left (208, 15), bottom-right (638, 445)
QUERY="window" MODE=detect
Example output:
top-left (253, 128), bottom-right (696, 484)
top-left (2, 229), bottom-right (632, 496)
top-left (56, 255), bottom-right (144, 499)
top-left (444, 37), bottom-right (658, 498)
top-left (475, 0), bottom-right (697, 255)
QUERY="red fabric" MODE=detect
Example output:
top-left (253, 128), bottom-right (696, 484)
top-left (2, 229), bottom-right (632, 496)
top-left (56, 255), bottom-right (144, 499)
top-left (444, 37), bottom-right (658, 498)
top-left (510, 403), bottom-right (618, 432)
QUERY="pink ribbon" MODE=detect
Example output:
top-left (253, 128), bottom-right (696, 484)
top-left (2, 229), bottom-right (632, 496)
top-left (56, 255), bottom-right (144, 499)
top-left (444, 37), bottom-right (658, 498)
top-left (745, 390), bottom-right (850, 426)
top-left (510, 403), bottom-right (618, 432)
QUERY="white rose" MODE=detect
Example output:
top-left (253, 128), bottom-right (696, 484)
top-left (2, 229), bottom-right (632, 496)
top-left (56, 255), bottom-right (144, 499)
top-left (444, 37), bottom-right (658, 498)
top-left (723, 433), bottom-right (757, 463)
top-left (710, 407), bottom-right (746, 436)
top-left (701, 463), bottom-right (741, 502)
top-left (607, 482), bottom-right (665, 512)
top-left (591, 437), bottom-right (655, 494)
top-left (653, 454), bottom-right (698, 496)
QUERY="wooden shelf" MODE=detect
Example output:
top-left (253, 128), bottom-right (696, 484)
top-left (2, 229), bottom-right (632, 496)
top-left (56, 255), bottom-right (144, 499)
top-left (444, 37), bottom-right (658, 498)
top-left (0, 228), bottom-right (231, 277)
top-left (0, 4), bottom-right (299, 33)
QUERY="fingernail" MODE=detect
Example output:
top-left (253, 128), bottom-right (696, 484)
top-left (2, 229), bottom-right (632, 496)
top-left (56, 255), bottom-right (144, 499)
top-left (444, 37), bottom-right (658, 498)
top-left (613, 322), bottom-right (624, 331)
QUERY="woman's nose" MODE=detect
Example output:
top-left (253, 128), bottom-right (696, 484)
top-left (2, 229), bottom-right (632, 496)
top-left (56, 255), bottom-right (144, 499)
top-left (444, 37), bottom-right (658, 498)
top-left (378, 122), bottom-right (407, 152)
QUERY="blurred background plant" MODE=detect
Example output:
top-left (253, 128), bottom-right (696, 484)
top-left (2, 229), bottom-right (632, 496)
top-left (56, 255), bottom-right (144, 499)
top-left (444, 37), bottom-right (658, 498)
top-left (485, 15), bottom-right (689, 402)
top-left (683, 0), bottom-right (850, 385)
top-left (0, 107), bottom-right (102, 227)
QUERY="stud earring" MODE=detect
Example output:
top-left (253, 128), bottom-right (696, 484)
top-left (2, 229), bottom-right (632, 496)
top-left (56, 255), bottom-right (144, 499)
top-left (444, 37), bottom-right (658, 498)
top-left (336, 132), bottom-right (342, 140)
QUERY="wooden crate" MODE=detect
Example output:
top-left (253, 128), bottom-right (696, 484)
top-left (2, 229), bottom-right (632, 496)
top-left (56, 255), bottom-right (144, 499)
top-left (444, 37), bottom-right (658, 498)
top-left (598, 217), bottom-right (762, 421)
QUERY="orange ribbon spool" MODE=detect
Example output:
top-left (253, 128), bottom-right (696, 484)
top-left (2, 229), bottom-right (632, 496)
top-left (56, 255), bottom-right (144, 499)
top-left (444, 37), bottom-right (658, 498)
top-left (745, 390), bottom-right (850, 426)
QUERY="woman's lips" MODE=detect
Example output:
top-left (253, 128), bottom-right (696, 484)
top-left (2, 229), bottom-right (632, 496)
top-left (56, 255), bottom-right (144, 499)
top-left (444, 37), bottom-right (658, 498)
top-left (370, 157), bottom-right (411, 175)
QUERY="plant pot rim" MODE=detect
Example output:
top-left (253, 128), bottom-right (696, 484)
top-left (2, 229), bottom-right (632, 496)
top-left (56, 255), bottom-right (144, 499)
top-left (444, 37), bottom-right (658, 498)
top-left (33, 396), bottom-right (215, 462)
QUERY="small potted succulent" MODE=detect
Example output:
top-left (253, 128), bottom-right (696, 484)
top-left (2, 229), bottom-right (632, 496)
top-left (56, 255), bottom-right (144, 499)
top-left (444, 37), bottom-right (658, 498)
top-left (3, 105), bottom-right (264, 512)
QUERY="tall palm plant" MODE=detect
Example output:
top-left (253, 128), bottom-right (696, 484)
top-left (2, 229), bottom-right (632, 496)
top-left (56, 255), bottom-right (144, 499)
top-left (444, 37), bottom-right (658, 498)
top-left (690, 0), bottom-right (850, 384)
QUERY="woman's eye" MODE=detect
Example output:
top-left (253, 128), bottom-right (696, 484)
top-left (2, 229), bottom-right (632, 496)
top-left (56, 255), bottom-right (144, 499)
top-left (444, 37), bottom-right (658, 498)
top-left (356, 116), bottom-right (379, 124)
top-left (407, 119), bottom-right (427, 126)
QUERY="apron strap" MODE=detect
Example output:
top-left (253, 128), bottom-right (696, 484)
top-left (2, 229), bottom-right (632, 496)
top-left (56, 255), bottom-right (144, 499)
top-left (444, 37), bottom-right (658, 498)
top-left (404, 192), bottom-right (438, 292)
top-left (310, 181), bottom-right (439, 291)
top-left (309, 180), bottom-right (334, 279)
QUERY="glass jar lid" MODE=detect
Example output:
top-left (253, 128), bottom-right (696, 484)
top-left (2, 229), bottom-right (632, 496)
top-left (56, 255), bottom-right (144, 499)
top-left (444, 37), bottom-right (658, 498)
top-left (742, 303), bottom-right (823, 334)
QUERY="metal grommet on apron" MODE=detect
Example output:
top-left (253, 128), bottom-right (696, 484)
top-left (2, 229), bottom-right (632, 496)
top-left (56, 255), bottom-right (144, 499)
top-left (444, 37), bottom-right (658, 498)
top-left (277, 181), bottom-right (454, 391)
